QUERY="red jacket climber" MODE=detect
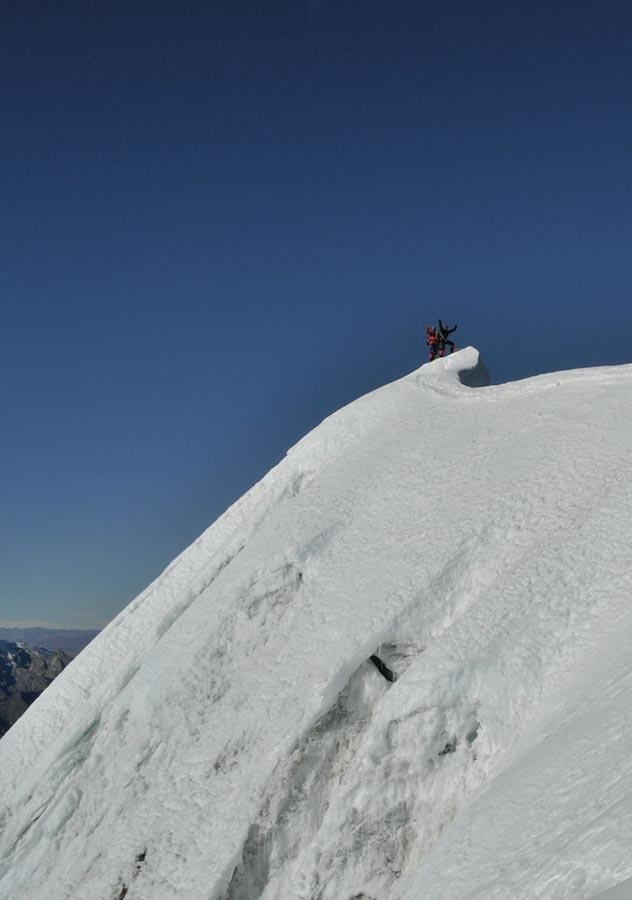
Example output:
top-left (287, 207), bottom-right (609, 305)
top-left (425, 325), bottom-right (438, 361)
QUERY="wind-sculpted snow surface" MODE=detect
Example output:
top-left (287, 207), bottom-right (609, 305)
top-left (2, 348), bottom-right (632, 899)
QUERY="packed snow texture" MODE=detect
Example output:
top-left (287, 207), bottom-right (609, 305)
top-left (1, 348), bottom-right (632, 900)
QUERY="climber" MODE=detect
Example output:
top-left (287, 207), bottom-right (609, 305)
top-left (425, 324), bottom-right (438, 361)
top-left (436, 319), bottom-right (457, 356)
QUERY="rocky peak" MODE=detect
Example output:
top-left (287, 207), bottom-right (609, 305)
top-left (0, 641), bottom-right (72, 738)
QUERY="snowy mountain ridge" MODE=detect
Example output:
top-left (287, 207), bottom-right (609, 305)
top-left (2, 347), bottom-right (632, 900)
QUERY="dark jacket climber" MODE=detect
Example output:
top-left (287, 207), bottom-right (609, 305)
top-left (436, 319), bottom-right (457, 356)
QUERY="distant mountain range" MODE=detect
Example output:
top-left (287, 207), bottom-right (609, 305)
top-left (0, 629), bottom-right (99, 737)
top-left (0, 641), bottom-right (72, 738)
top-left (0, 627), bottom-right (99, 655)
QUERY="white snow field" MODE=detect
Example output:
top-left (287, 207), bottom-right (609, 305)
top-left (2, 348), bottom-right (632, 900)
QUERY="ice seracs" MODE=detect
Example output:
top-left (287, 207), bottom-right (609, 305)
top-left (1, 347), bottom-right (632, 899)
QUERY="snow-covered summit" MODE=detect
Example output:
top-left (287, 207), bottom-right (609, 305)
top-left (2, 348), bottom-right (632, 900)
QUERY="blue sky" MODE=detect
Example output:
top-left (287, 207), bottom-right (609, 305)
top-left (2, 0), bottom-right (631, 628)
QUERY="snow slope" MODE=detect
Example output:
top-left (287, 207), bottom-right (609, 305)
top-left (2, 348), bottom-right (632, 900)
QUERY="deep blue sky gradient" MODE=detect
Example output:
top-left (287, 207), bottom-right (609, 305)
top-left (2, 0), bottom-right (631, 626)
